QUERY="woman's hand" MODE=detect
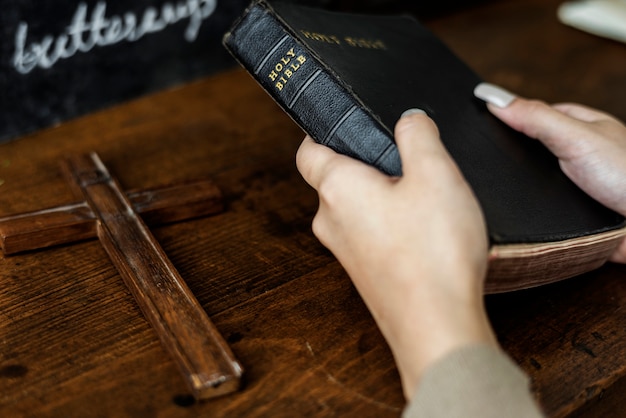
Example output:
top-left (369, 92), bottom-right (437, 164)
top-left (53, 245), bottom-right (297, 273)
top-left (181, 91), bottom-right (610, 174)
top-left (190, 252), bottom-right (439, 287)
top-left (296, 110), bottom-right (497, 399)
top-left (476, 83), bottom-right (626, 262)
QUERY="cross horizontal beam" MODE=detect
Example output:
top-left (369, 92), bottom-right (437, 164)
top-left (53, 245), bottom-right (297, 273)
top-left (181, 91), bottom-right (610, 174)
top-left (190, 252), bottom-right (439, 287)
top-left (0, 179), bottom-right (223, 255)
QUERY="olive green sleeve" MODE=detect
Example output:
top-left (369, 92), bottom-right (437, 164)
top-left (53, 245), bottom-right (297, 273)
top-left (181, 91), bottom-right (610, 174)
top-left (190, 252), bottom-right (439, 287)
top-left (403, 345), bottom-right (545, 418)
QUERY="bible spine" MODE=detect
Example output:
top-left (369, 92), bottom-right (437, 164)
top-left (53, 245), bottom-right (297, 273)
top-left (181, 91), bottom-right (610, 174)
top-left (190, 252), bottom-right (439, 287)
top-left (223, 1), bottom-right (402, 175)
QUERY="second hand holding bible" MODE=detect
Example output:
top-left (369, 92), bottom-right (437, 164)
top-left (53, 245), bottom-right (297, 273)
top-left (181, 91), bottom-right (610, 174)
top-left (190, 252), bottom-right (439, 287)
top-left (223, 0), bottom-right (626, 292)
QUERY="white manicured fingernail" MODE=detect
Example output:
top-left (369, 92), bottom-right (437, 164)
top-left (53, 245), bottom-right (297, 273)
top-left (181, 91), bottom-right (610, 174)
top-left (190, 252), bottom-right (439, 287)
top-left (474, 83), bottom-right (516, 108)
top-left (401, 108), bottom-right (427, 118)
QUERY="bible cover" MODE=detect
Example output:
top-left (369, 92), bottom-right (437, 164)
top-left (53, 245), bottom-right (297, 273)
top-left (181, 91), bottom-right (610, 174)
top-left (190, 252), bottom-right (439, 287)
top-left (223, 0), bottom-right (626, 291)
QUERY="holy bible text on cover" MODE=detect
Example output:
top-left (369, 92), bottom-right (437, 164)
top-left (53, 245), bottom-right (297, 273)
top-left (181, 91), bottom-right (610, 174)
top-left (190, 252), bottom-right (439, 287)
top-left (223, 0), bottom-right (626, 292)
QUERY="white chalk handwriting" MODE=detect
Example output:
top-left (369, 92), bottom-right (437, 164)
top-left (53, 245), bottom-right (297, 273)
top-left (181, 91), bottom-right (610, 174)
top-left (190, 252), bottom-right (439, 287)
top-left (12, 0), bottom-right (218, 74)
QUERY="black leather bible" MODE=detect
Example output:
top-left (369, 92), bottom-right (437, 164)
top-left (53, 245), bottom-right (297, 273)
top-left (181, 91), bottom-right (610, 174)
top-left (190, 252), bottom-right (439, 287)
top-left (223, 0), bottom-right (626, 292)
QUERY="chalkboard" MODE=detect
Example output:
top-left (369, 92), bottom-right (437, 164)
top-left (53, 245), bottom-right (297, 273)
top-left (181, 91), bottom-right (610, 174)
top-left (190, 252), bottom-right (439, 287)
top-left (0, 0), bottom-right (255, 143)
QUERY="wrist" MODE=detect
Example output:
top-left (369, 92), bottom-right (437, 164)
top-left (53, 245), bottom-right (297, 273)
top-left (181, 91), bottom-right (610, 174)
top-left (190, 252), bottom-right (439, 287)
top-left (377, 281), bottom-right (497, 400)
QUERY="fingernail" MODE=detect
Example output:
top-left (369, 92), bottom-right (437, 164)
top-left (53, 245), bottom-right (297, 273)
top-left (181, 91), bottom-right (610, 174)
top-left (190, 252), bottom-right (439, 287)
top-left (473, 83), bottom-right (516, 108)
top-left (401, 108), bottom-right (427, 118)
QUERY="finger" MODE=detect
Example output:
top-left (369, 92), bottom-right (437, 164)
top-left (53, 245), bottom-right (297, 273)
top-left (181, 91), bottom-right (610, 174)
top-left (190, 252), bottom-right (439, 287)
top-left (296, 135), bottom-right (382, 190)
top-left (488, 98), bottom-right (584, 143)
top-left (552, 103), bottom-right (617, 123)
top-left (394, 109), bottom-right (452, 179)
top-left (609, 237), bottom-right (626, 264)
top-left (295, 136), bottom-right (338, 190)
top-left (483, 96), bottom-right (588, 160)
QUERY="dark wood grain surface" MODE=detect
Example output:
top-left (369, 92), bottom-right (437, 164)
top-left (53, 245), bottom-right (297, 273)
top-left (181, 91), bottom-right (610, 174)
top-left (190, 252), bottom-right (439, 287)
top-left (1, 0), bottom-right (625, 416)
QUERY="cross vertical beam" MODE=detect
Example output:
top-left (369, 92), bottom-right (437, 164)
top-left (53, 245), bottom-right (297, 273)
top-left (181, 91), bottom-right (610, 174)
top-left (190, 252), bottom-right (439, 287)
top-left (63, 152), bottom-right (242, 399)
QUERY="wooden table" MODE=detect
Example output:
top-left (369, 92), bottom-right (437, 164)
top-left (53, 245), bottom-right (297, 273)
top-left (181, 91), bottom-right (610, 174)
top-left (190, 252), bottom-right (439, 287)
top-left (1, 0), bottom-right (625, 416)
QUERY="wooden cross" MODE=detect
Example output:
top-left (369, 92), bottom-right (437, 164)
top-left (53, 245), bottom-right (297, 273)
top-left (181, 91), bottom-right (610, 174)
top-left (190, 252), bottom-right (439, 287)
top-left (0, 152), bottom-right (243, 400)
